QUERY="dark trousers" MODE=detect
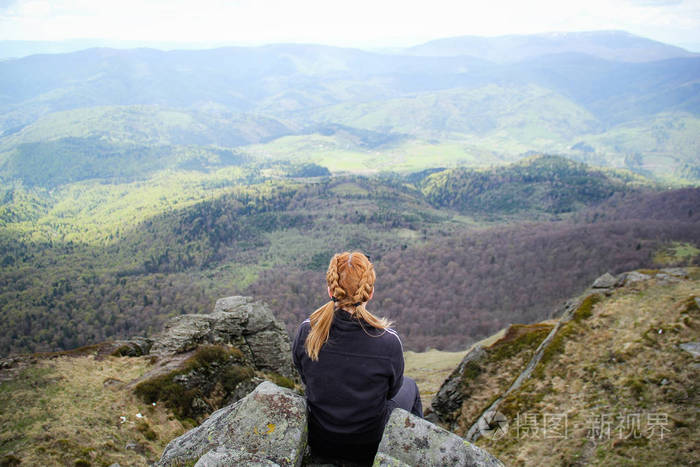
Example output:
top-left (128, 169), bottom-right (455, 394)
top-left (387, 376), bottom-right (423, 418)
top-left (308, 377), bottom-right (423, 464)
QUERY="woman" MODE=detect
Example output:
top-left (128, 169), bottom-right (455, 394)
top-left (292, 251), bottom-right (422, 464)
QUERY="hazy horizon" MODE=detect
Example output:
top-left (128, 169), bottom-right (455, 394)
top-left (1, 0), bottom-right (699, 53)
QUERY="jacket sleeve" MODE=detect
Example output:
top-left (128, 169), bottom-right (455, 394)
top-left (387, 331), bottom-right (404, 400)
top-left (292, 321), bottom-right (309, 384)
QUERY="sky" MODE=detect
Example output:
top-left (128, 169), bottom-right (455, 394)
top-left (1, 0), bottom-right (700, 51)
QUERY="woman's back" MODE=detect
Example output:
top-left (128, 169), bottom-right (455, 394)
top-left (291, 251), bottom-right (421, 464)
top-left (293, 309), bottom-right (404, 436)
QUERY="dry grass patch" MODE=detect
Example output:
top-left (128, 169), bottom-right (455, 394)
top-left (404, 349), bottom-right (469, 410)
top-left (0, 355), bottom-right (185, 466)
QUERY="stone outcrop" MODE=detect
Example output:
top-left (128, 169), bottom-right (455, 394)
top-left (150, 296), bottom-right (295, 379)
top-left (428, 347), bottom-right (487, 427)
top-left (129, 296), bottom-right (297, 422)
top-left (157, 382), bottom-right (504, 467)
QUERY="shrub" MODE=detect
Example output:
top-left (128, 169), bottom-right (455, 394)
top-left (134, 344), bottom-right (253, 421)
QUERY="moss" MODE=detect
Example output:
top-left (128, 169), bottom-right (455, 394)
top-left (182, 344), bottom-right (244, 371)
top-left (134, 344), bottom-right (252, 421)
top-left (637, 269), bottom-right (660, 275)
top-left (498, 382), bottom-right (546, 419)
top-left (487, 323), bottom-right (553, 362)
top-left (267, 372), bottom-right (295, 389)
top-left (460, 360), bottom-right (483, 383)
top-left (221, 365), bottom-right (255, 391)
top-left (573, 294), bottom-right (602, 322)
top-left (532, 321), bottom-right (577, 379)
top-left (134, 372), bottom-right (199, 420)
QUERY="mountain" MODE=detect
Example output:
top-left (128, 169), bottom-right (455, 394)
top-left (405, 30), bottom-right (699, 63)
top-left (1, 34), bottom-right (698, 181)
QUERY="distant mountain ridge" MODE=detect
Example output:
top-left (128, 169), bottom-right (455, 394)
top-left (405, 30), bottom-right (698, 63)
top-left (1, 32), bottom-right (699, 181)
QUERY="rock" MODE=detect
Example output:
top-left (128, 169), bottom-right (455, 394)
top-left (661, 268), bottom-right (689, 278)
top-left (623, 271), bottom-right (651, 285)
top-left (112, 337), bottom-right (153, 357)
top-left (157, 381), bottom-right (307, 467)
top-left (430, 346), bottom-right (487, 430)
top-left (592, 272), bottom-right (617, 289)
top-left (195, 446), bottom-right (280, 466)
top-left (374, 409), bottom-right (504, 467)
top-left (679, 342), bottom-right (700, 358)
top-left (150, 296), bottom-right (295, 379)
top-left (131, 296), bottom-right (296, 422)
top-left (156, 382), bottom-right (505, 467)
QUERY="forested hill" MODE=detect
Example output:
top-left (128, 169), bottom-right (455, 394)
top-left (420, 155), bottom-right (644, 214)
top-left (1, 153), bottom-right (698, 355)
top-left (1, 31), bottom-right (698, 356)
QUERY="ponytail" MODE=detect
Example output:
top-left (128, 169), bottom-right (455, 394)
top-left (305, 300), bottom-right (335, 361)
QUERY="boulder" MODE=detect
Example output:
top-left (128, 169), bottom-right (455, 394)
top-left (623, 271), bottom-right (651, 285)
top-left (374, 409), bottom-right (504, 467)
top-left (592, 272), bottom-right (617, 289)
top-left (157, 381), bottom-right (307, 467)
top-left (156, 381), bottom-right (505, 467)
top-left (112, 337), bottom-right (154, 357)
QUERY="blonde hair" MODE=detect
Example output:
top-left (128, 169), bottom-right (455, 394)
top-left (305, 251), bottom-right (392, 361)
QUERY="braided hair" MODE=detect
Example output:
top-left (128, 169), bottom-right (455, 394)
top-left (305, 251), bottom-right (392, 360)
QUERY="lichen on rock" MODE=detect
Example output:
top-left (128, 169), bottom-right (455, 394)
top-left (157, 381), bottom-right (308, 467)
top-left (374, 409), bottom-right (504, 467)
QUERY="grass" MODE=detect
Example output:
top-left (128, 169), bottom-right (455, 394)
top-left (653, 241), bottom-right (700, 266)
top-left (0, 355), bottom-right (185, 466)
top-left (474, 269), bottom-right (700, 466)
top-left (403, 348), bottom-right (469, 410)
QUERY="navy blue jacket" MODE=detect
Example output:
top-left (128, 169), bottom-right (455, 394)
top-left (292, 308), bottom-right (404, 449)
